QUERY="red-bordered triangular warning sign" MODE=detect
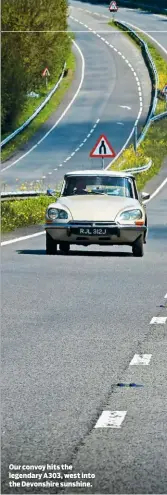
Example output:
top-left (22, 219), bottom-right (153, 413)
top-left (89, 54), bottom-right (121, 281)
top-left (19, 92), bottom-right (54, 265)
top-left (110, 1), bottom-right (117, 7)
top-left (90, 134), bottom-right (116, 158)
top-left (42, 67), bottom-right (50, 77)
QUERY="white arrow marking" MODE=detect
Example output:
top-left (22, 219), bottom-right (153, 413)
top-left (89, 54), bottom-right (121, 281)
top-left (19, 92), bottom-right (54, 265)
top-left (129, 354), bottom-right (152, 366)
top-left (95, 411), bottom-right (127, 428)
top-left (120, 105), bottom-right (131, 110)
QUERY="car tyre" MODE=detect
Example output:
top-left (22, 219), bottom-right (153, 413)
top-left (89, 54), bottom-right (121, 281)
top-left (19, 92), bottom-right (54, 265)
top-left (132, 236), bottom-right (144, 257)
top-left (144, 216), bottom-right (147, 244)
top-left (59, 242), bottom-right (70, 255)
top-left (46, 232), bottom-right (57, 255)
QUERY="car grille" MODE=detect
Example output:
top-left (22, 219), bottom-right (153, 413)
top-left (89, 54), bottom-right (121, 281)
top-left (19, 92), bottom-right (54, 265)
top-left (69, 221), bottom-right (117, 226)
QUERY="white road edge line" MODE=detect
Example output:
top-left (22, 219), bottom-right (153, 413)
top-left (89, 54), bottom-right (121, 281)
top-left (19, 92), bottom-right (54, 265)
top-left (2, 15), bottom-right (167, 247)
top-left (1, 40), bottom-right (85, 172)
top-left (94, 411), bottom-right (127, 428)
top-left (146, 178), bottom-right (167, 202)
top-left (72, 15), bottom-right (143, 172)
top-left (120, 20), bottom-right (167, 56)
top-left (2, 174), bottom-right (166, 247)
top-left (1, 232), bottom-right (45, 246)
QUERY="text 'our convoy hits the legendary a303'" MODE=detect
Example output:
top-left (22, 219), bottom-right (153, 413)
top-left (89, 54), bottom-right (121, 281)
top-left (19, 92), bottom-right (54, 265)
top-left (45, 170), bottom-right (150, 257)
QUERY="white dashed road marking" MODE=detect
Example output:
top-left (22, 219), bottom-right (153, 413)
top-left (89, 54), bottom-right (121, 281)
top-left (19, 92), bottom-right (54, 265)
top-left (122, 20), bottom-right (167, 56)
top-left (165, 294), bottom-right (167, 299)
top-left (3, 12), bottom-right (166, 248)
top-left (95, 411), bottom-right (127, 428)
top-left (130, 354), bottom-right (152, 366)
top-left (47, 118), bottom-right (100, 174)
top-left (150, 316), bottom-right (167, 324)
top-left (70, 14), bottom-right (143, 171)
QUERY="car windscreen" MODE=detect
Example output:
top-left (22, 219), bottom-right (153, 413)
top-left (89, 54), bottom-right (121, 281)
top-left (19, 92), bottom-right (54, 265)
top-left (62, 176), bottom-right (134, 198)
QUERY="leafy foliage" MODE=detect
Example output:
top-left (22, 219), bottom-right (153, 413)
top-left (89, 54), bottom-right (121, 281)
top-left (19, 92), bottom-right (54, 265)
top-left (111, 119), bottom-right (167, 191)
top-left (1, 0), bottom-right (70, 132)
top-left (1, 195), bottom-right (59, 232)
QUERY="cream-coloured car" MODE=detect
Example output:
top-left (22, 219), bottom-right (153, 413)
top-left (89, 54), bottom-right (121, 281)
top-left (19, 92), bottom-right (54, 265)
top-left (45, 170), bottom-right (150, 257)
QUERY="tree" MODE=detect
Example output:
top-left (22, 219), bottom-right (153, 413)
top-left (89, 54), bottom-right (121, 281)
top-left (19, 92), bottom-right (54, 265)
top-left (1, 0), bottom-right (70, 133)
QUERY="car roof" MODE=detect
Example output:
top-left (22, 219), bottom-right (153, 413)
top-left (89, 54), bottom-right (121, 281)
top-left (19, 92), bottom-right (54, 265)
top-left (64, 170), bottom-right (134, 178)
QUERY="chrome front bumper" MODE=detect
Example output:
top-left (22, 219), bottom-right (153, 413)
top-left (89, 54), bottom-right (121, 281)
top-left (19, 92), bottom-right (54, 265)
top-left (45, 221), bottom-right (147, 245)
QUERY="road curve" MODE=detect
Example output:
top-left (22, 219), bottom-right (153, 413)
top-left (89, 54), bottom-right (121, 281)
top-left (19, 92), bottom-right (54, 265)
top-left (72, 0), bottom-right (167, 54)
top-left (1, 9), bottom-right (151, 191)
top-left (1, 4), bottom-right (167, 495)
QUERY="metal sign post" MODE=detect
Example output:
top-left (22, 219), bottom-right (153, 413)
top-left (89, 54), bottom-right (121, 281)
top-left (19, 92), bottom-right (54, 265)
top-left (42, 67), bottom-right (50, 88)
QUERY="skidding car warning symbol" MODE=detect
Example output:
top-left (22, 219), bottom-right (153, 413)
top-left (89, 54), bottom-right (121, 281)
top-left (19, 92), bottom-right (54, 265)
top-left (90, 134), bottom-right (116, 158)
top-left (109, 1), bottom-right (118, 12)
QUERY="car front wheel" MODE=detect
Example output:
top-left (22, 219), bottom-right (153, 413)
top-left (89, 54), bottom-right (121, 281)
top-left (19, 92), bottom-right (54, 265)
top-left (46, 232), bottom-right (57, 255)
top-left (132, 236), bottom-right (144, 257)
top-left (59, 242), bottom-right (70, 255)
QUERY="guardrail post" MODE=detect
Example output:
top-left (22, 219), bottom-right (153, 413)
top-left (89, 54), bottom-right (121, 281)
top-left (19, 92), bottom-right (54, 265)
top-left (134, 124), bottom-right (138, 154)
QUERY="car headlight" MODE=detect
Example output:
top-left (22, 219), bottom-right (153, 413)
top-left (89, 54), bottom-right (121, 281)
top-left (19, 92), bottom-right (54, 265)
top-left (47, 208), bottom-right (68, 220)
top-left (116, 209), bottom-right (143, 224)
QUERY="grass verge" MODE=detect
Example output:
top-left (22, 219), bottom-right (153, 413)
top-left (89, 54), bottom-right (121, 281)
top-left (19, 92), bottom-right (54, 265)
top-left (110, 119), bottom-right (167, 190)
top-left (107, 20), bottom-right (167, 189)
top-left (1, 50), bottom-right (76, 162)
top-left (1, 195), bottom-right (59, 233)
top-left (1, 117), bottom-right (167, 235)
top-left (135, 33), bottom-right (167, 115)
top-left (2, 23), bottom-right (167, 234)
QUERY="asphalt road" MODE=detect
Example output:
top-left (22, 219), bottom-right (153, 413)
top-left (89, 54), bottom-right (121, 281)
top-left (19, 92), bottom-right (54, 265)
top-left (1, 175), bottom-right (167, 494)
top-left (72, 0), bottom-right (167, 53)
top-left (1, 3), bottom-right (167, 495)
top-left (1, 7), bottom-right (152, 191)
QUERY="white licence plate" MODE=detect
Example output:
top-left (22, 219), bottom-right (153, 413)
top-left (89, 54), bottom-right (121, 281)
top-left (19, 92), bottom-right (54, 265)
top-left (79, 228), bottom-right (107, 235)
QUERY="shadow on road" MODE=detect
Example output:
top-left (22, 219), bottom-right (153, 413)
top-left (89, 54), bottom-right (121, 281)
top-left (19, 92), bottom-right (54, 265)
top-left (17, 249), bottom-right (132, 257)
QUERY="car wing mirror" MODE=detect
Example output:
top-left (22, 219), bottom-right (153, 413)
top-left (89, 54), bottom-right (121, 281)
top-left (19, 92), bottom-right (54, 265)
top-left (47, 188), bottom-right (56, 196)
top-left (140, 191), bottom-right (150, 202)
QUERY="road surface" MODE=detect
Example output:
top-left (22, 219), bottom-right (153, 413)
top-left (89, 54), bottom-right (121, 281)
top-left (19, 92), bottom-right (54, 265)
top-left (1, 6), bottom-right (153, 191)
top-left (1, 3), bottom-right (167, 494)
